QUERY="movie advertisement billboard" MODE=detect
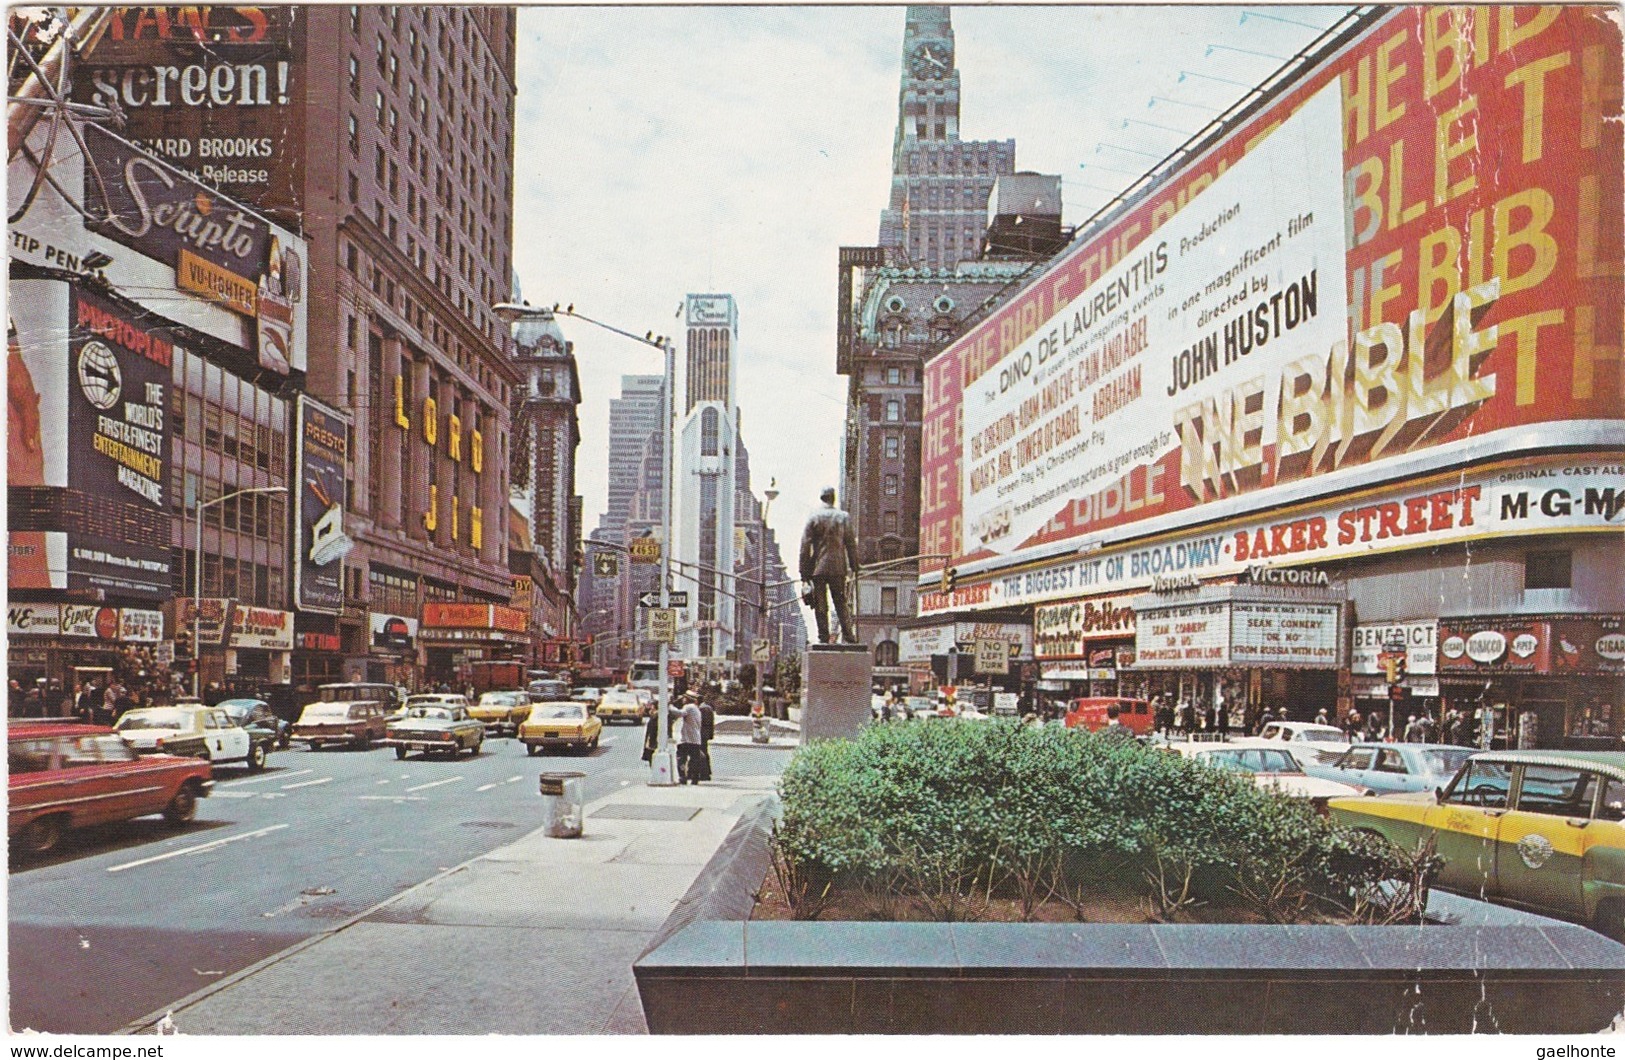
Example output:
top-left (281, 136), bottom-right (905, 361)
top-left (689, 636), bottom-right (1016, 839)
top-left (75, 6), bottom-right (306, 225)
top-left (920, 6), bottom-right (1622, 578)
top-left (294, 396), bottom-right (351, 613)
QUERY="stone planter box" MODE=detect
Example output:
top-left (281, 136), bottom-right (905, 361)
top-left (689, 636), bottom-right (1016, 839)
top-left (634, 809), bottom-right (1625, 1035)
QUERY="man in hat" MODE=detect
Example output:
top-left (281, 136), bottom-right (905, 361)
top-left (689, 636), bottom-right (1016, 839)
top-left (671, 691), bottom-right (706, 784)
top-left (799, 486), bottom-right (860, 644)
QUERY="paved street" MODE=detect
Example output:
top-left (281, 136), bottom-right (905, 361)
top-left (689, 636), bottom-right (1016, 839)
top-left (8, 724), bottom-right (656, 1034)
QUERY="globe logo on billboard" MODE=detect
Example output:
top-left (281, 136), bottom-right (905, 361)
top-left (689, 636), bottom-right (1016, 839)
top-left (76, 341), bottom-right (122, 409)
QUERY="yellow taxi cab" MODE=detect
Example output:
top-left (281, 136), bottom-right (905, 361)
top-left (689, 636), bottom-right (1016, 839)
top-left (518, 701), bottom-right (602, 756)
top-left (594, 688), bottom-right (648, 724)
top-left (1328, 750), bottom-right (1625, 939)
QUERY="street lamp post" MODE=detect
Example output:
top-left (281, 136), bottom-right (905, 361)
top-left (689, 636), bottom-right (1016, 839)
top-left (755, 479), bottom-right (778, 713)
top-left (191, 485), bottom-right (288, 698)
top-left (496, 301), bottom-right (679, 786)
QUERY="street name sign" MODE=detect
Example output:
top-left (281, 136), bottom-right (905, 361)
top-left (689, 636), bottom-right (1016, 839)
top-left (629, 537), bottom-right (661, 564)
top-left (639, 591), bottom-right (688, 608)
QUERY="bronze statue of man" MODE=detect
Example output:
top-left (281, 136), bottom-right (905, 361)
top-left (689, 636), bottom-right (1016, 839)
top-left (799, 486), bottom-right (859, 644)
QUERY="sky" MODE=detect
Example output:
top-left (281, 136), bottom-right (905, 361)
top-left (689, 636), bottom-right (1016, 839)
top-left (509, 4), bottom-right (1353, 568)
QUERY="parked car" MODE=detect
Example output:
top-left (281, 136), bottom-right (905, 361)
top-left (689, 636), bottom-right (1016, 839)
top-left (386, 704), bottom-right (485, 759)
top-left (595, 688), bottom-right (648, 724)
top-left (1303, 742), bottom-right (1476, 797)
top-left (1164, 742), bottom-right (1368, 811)
top-left (469, 691), bottom-right (531, 736)
top-left (1328, 750), bottom-right (1625, 938)
top-left (518, 701), bottom-right (602, 755)
top-left (216, 698), bottom-right (292, 749)
top-left (10, 723), bottom-right (213, 855)
top-left (292, 699), bottom-right (388, 749)
top-left (1065, 697), bottom-right (1154, 735)
top-left (1244, 721), bottom-right (1352, 764)
top-left (114, 705), bottom-right (271, 771)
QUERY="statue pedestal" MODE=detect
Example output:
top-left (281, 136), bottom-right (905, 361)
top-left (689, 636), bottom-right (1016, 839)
top-left (800, 643), bottom-right (872, 745)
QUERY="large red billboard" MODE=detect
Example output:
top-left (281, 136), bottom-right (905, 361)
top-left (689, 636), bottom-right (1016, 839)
top-left (920, 7), bottom-right (1622, 578)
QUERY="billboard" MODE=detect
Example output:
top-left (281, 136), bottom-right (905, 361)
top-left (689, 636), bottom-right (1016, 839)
top-left (8, 118), bottom-right (307, 375)
top-left (294, 396), bottom-right (352, 613)
top-left (75, 6), bottom-right (306, 224)
top-left (918, 453), bottom-right (1625, 615)
top-left (10, 285), bottom-right (179, 599)
top-left (920, 7), bottom-right (1623, 577)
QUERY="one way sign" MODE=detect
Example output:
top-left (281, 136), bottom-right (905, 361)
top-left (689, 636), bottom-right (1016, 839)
top-left (639, 591), bottom-right (688, 608)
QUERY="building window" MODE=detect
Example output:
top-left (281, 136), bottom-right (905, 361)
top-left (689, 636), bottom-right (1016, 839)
top-left (701, 406), bottom-right (719, 457)
top-left (349, 5), bottom-right (360, 34)
top-left (347, 171), bottom-right (358, 204)
top-left (887, 366), bottom-right (901, 385)
top-left (1526, 550), bottom-right (1572, 590)
top-left (885, 400), bottom-right (900, 422)
top-left (875, 640), bottom-right (899, 667)
top-left (347, 115), bottom-right (358, 155)
top-left (348, 55), bottom-right (359, 99)
top-left (883, 511), bottom-right (898, 534)
top-left (881, 588), bottom-right (898, 616)
top-left (884, 435), bottom-right (900, 459)
top-left (884, 474), bottom-right (899, 496)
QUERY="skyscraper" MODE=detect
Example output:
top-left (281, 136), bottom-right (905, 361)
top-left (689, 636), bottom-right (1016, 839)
top-left (877, 6), bottom-right (1014, 269)
top-left (838, 5), bottom-right (1054, 687)
top-left (674, 294), bottom-right (739, 664)
top-left (580, 374), bottom-right (665, 670)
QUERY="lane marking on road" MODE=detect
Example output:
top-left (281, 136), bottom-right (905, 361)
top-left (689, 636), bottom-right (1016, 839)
top-left (209, 791), bottom-right (258, 799)
top-left (259, 793), bottom-right (287, 800)
top-left (357, 795), bottom-right (426, 802)
top-left (106, 824), bottom-right (289, 874)
top-left (475, 775), bottom-right (523, 792)
top-left (281, 777), bottom-right (333, 790)
top-left (405, 776), bottom-right (464, 793)
top-left (217, 769), bottom-right (311, 788)
top-left (375, 779), bottom-right (392, 785)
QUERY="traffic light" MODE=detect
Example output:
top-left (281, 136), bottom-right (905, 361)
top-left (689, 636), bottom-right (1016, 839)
top-left (1392, 656), bottom-right (1407, 684)
top-left (940, 566), bottom-right (958, 594)
top-left (1381, 657), bottom-right (1398, 683)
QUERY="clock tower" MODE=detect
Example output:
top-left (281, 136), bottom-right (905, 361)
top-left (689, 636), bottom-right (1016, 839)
top-left (878, 6), bottom-right (1015, 269)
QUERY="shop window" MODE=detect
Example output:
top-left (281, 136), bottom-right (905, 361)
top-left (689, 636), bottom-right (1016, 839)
top-left (1526, 550), bottom-right (1571, 589)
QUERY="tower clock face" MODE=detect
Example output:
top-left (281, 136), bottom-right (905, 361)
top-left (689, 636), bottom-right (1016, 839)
top-left (909, 42), bottom-right (950, 79)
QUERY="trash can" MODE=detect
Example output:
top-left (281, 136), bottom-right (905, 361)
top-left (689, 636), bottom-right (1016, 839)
top-left (538, 771), bottom-right (586, 838)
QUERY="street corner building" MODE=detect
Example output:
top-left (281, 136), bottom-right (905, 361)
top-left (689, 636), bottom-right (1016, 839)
top-left (914, 6), bottom-right (1625, 750)
top-left (6, 7), bottom-right (564, 707)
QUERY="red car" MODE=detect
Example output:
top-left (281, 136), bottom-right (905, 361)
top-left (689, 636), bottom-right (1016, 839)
top-left (8, 722), bottom-right (213, 856)
top-left (1064, 697), bottom-right (1154, 735)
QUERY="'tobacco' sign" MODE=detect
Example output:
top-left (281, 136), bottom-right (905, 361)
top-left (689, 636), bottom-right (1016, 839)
top-left (921, 6), bottom-right (1623, 578)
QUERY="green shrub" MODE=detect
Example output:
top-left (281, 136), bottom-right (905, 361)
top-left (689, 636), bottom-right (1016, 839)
top-left (772, 721), bottom-right (1411, 923)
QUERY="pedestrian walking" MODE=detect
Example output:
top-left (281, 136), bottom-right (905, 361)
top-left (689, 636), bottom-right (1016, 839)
top-left (1175, 699), bottom-right (1194, 735)
top-left (1403, 714), bottom-right (1423, 742)
top-left (1345, 707), bottom-right (1363, 740)
top-left (1257, 707), bottom-right (1276, 735)
top-left (1314, 707), bottom-right (1330, 726)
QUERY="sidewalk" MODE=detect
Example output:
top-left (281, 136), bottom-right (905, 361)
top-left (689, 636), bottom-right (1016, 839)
top-left (131, 765), bottom-right (787, 1035)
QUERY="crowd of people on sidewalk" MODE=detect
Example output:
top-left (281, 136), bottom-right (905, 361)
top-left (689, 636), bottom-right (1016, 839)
top-left (640, 684), bottom-right (718, 784)
top-left (6, 671), bottom-right (277, 725)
